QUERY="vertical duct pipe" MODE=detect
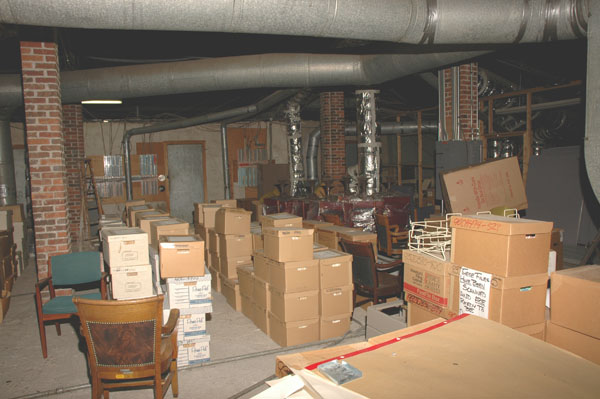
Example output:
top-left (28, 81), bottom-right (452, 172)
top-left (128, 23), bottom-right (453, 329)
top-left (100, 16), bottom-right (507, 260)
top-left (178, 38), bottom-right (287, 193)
top-left (220, 124), bottom-right (231, 200)
top-left (438, 70), bottom-right (447, 141)
top-left (124, 138), bottom-right (133, 200)
top-left (452, 66), bottom-right (461, 140)
top-left (0, 113), bottom-right (17, 205)
top-left (356, 89), bottom-right (381, 197)
top-left (306, 128), bottom-right (321, 182)
top-left (284, 100), bottom-right (305, 197)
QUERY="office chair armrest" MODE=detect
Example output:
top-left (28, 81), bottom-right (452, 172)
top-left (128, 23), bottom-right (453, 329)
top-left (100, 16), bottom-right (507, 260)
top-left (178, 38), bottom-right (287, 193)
top-left (375, 259), bottom-right (403, 272)
top-left (162, 308), bottom-right (180, 337)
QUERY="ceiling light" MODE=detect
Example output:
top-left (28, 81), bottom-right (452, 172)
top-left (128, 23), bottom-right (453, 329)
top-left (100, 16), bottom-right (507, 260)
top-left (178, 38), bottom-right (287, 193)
top-left (81, 100), bottom-right (122, 104)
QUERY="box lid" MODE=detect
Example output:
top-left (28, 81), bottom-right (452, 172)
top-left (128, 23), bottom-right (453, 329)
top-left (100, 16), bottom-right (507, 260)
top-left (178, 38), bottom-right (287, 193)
top-left (130, 205), bottom-right (152, 211)
top-left (552, 265), bottom-right (600, 284)
top-left (152, 218), bottom-right (189, 228)
top-left (318, 225), bottom-right (355, 234)
top-left (339, 230), bottom-right (377, 240)
top-left (237, 265), bottom-right (254, 277)
top-left (202, 204), bottom-right (222, 211)
top-left (266, 258), bottom-right (319, 269)
top-left (217, 207), bottom-right (251, 216)
top-left (101, 227), bottom-right (146, 239)
top-left (303, 220), bottom-right (333, 227)
top-left (450, 214), bottom-right (553, 235)
top-left (262, 227), bottom-right (313, 237)
top-left (313, 249), bottom-right (352, 263)
top-left (264, 213), bottom-right (300, 220)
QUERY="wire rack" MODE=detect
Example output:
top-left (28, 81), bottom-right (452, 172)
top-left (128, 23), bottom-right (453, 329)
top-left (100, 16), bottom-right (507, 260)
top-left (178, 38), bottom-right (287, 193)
top-left (408, 213), bottom-right (462, 261)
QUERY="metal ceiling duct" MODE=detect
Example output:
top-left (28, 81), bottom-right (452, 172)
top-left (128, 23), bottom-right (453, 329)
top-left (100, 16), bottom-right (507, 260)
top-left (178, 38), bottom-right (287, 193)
top-left (0, 0), bottom-right (588, 43)
top-left (356, 90), bottom-right (381, 197)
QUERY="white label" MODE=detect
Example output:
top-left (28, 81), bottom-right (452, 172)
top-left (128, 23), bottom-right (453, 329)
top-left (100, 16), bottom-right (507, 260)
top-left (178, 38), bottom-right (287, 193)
top-left (459, 267), bottom-right (492, 318)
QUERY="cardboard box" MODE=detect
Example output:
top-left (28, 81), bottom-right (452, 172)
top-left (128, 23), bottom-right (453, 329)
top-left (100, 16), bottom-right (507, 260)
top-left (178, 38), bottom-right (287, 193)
top-left (220, 255), bottom-right (252, 279)
top-left (551, 265), bottom-right (600, 339)
top-left (253, 304), bottom-right (270, 335)
top-left (134, 209), bottom-right (167, 227)
top-left (407, 301), bottom-right (442, 327)
top-left (320, 313), bottom-right (351, 340)
top-left (215, 208), bottom-right (251, 235)
top-left (313, 243), bottom-right (328, 252)
top-left (317, 225), bottom-right (355, 250)
top-left (303, 220), bottom-right (333, 243)
top-left (237, 265), bottom-right (254, 298)
top-left (339, 229), bottom-right (378, 257)
top-left (209, 266), bottom-right (221, 292)
top-left (196, 226), bottom-right (210, 241)
top-left (551, 228), bottom-right (564, 270)
top-left (268, 312), bottom-right (319, 347)
top-left (124, 199), bottom-right (145, 222)
top-left (269, 287), bottom-right (319, 322)
top-left (312, 249), bottom-right (353, 289)
top-left (251, 223), bottom-right (263, 251)
top-left (128, 205), bottom-right (154, 227)
top-left (219, 233), bottom-right (252, 258)
top-left (210, 252), bottom-right (220, 272)
top-left (177, 335), bottom-right (211, 366)
top-left (165, 271), bottom-right (212, 308)
top-left (111, 264), bottom-right (154, 300)
top-left (193, 203), bottom-right (211, 226)
top-left (320, 285), bottom-right (353, 317)
top-left (148, 245), bottom-right (161, 293)
top-left (101, 227), bottom-right (149, 267)
top-left (201, 204), bottom-right (222, 228)
top-left (451, 214), bottom-right (553, 276)
top-left (440, 156), bottom-right (528, 214)
top-left (406, 293), bottom-right (458, 322)
top-left (253, 250), bottom-right (269, 283)
top-left (268, 258), bottom-right (319, 293)
top-left (208, 229), bottom-right (220, 254)
top-left (138, 214), bottom-right (171, 235)
top-left (222, 276), bottom-right (241, 311)
top-left (263, 227), bottom-right (313, 262)
top-left (212, 199), bottom-right (237, 207)
top-left (159, 235), bottom-right (205, 278)
top-left (515, 322), bottom-right (545, 341)
top-left (261, 213), bottom-right (303, 228)
top-left (0, 204), bottom-right (24, 223)
top-left (241, 293), bottom-right (254, 319)
top-left (254, 276), bottom-right (270, 310)
top-left (546, 321), bottom-right (600, 365)
top-left (366, 300), bottom-right (407, 338)
top-left (163, 301), bottom-right (208, 338)
top-left (150, 218), bottom-right (190, 249)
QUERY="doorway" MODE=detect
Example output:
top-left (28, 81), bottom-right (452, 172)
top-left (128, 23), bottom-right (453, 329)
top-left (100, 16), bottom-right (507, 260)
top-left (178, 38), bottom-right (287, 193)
top-left (167, 143), bottom-right (206, 222)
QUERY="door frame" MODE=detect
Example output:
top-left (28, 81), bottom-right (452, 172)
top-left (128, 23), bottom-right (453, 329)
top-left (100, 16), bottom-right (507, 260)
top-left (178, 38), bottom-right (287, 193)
top-left (165, 141), bottom-right (208, 211)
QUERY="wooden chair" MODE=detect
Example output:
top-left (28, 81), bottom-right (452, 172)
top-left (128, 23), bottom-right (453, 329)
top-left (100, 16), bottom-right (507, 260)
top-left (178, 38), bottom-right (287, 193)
top-left (322, 213), bottom-right (343, 226)
top-left (73, 295), bottom-right (180, 399)
top-left (35, 251), bottom-right (108, 358)
top-left (339, 239), bottom-right (404, 307)
top-left (375, 213), bottom-right (409, 258)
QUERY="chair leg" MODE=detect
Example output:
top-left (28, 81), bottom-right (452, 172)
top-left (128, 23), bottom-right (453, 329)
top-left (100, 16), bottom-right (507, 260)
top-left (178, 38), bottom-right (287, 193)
top-left (55, 322), bottom-right (61, 336)
top-left (171, 359), bottom-right (179, 397)
top-left (154, 375), bottom-right (162, 399)
top-left (36, 306), bottom-right (48, 358)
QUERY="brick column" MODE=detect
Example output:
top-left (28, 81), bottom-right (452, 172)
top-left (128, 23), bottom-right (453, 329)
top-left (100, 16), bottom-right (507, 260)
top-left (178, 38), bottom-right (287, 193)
top-left (63, 104), bottom-right (84, 243)
top-left (319, 92), bottom-right (346, 187)
top-left (20, 41), bottom-right (71, 280)
top-left (443, 63), bottom-right (479, 140)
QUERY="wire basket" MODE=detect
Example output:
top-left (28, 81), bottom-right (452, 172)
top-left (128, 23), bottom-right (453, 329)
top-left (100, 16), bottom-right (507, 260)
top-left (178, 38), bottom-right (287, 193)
top-left (408, 213), bottom-right (461, 261)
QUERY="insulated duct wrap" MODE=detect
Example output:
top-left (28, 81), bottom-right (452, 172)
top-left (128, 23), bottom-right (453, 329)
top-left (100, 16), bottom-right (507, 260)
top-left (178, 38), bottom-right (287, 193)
top-left (285, 101), bottom-right (305, 197)
top-left (356, 90), bottom-right (380, 197)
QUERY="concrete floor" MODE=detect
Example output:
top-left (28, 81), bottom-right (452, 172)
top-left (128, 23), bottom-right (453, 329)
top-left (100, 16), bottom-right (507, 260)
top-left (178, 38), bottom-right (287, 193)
top-left (0, 257), bottom-right (367, 399)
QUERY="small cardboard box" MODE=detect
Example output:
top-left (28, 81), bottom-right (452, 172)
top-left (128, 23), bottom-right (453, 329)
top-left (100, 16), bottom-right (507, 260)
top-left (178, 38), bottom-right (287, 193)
top-left (101, 227), bottom-right (149, 267)
top-left (312, 249), bottom-right (353, 289)
top-left (219, 233), bottom-right (252, 258)
top-left (268, 312), bottom-right (319, 347)
top-left (165, 270), bottom-right (212, 308)
top-left (208, 229), bottom-right (220, 254)
top-left (135, 209), bottom-right (167, 227)
top-left (128, 205), bottom-right (154, 227)
top-left (515, 322), bottom-right (545, 341)
top-left (193, 203), bottom-right (211, 226)
top-left (268, 258), bottom-right (319, 293)
top-left (406, 293), bottom-right (458, 322)
top-left (253, 250), bottom-right (269, 283)
top-left (261, 213), bottom-right (303, 228)
top-left (150, 218), bottom-right (190, 249)
top-left (163, 299), bottom-right (210, 338)
top-left (159, 235), bottom-right (205, 278)
top-left (177, 335), bottom-right (211, 366)
top-left (269, 287), bottom-right (319, 322)
top-left (253, 304), bottom-right (270, 335)
top-left (209, 266), bottom-right (221, 292)
top-left (451, 214), bottom-right (553, 277)
top-left (241, 293), bottom-right (254, 319)
top-left (138, 213), bottom-right (171, 235)
top-left (237, 265), bottom-right (254, 298)
top-left (220, 255), bottom-right (252, 279)
top-left (254, 276), bottom-right (270, 310)
top-left (339, 229), bottom-right (378, 257)
top-left (440, 156), bottom-right (528, 214)
top-left (317, 225), bottom-right (355, 250)
top-left (201, 204), bottom-right (223, 228)
top-left (215, 208), bottom-right (251, 235)
top-left (320, 285), bottom-right (353, 317)
top-left (313, 243), bottom-right (328, 252)
top-left (407, 301), bottom-right (441, 327)
top-left (551, 265), bottom-right (600, 339)
top-left (124, 199), bottom-right (145, 222)
top-left (302, 220), bottom-right (333, 243)
top-left (263, 227), bottom-right (313, 262)
top-left (111, 264), bottom-right (154, 300)
top-left (320, 313), bottom-right (351, 340)
top-left (546, 321), bottom-right (600, 365)
top-left (222, 276), bottom-right (241, 311)
top-left (212, 199), bottom-right (237, 207)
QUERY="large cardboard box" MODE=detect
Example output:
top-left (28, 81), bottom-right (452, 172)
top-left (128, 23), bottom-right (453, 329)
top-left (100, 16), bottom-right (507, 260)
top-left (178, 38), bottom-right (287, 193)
top-left (551, 265), bottom-right (600, 339)
top-left (208, 229), bottom-right (220, 254)
top-left (451, 214), bottom-right (553, 276)
top-left (101, 227), bottom-right (149, 267)
top-left (546, 321), bottom-right (600, 365)
top-left (220, 255), bottom-right (252, 279)
top-left (253, 250), bottom-right (269, 283)
top-left (111, 264), bottom-right (154, 300)
top-left (222, 276), bottom-right (242, 311)
top-left (312, 249), bottom-right (353, 289)
top-left (339, 229), bottom-right (378, 257)
top-left (219, 233), bottom-right (252, 258)
top-left (254, 276), bottom-right (270, 310)
top-left (551, 228), bottom-right (564, 270)
top-left (268, 258), bottom-right (319, 293)
top-left (215, 208), bottom-right (251, 235)
top-left (302, 220), bottom-right (333, 243)
top-left (193, 203), bottom-right (211, 226)
top-left (261, 213), bottom-right (302, 228)
top-left (212, 199), bottom-right (237, 207)
top-left (515, 322), bottom-right (545, 341)
top-left (201, 204), bottom-right (222, 228)
top-left (268, 312), bottom-right (319, 347)
top-left (159, 235), bottom-right (205, 278)
top-left (317, 225), bottom-right (355, 250)
top-left (163, 298), bottom-right (211, 338)
top-left (407, 301), bottom-right (443, 326)
top-left (320, 313), bottom-right (351, 340)
top-left (150, 218), bottom-right (190, 249)
top-left (209, 266), bottom-right (221, 292)
top-left (237, 265), bottom-right (254, 298)
top-left (251, 223), bottom-right (263, 251)
top-left (138, 213), bottom-right (170, 235)
top-left (177, 335), bottom-right (211, 366)
top-left (241, 293), bottom-right (254, 319)
top-left (135, 209), bottom-right (167, 227)
top-left (254, 304), bottom-right (270, 335)
top-left (124, 199), bottom-right (145, 222)
top-left (269, 287), bottom-right (319, 322)
top-left (263, 227), bottom-right (313, 262)
top-left (320, 285), bottom-right (353, 317)
top-left (440, 156), bottom-right (528, 214)
top-left (406, 293), bottom-right (458, 322)
top-left (165, 271), bottom-right (212, 309)
top-left (128, 205), bottom-right (154, 227)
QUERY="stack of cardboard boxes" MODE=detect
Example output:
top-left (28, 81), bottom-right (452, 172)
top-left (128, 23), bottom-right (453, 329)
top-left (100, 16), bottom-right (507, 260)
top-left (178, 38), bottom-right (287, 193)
top-left (0, 210), bottom-right (16, 323)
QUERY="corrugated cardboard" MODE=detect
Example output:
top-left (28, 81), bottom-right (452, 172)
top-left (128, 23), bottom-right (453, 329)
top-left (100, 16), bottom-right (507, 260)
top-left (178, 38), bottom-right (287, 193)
top-left (551, 265), bottom-right (600, 339)
top-left (208, 229), bottom-right (219, 254)
top-left (320, 313), bottom-right (351, 340)
top-left (407, 301), bottom-right (441, 326)
top-left (241, 293), bottom-right (254, 319)
top-left (339, 229), bottom-right (378, 257)
top-left (269, 287), bottom-right (319, 322)
top-left (135, 209), bottom-right (167, 227)
top-left (165, 271), bottom-right (212, 309)
top-left (222, 276), bottom-right (242, 311)
top-left (163, 299), bottom-right (210, 338)
top-left (268, 258), bottom-right (319, 293)
top-left (101, 227), bottom-right (149, 267)
top-left (177, 335), bottom-right (211, 366)
top-left (237, 265), bottom-right (254, 298)
top-left (451, 214), bottom-right (552, 276)
top-left (193, 202), bottom-right (211, 226)
top-left (254, 276), bottom-right (270, 310)
top-left (196, 226), bottom-right (209, 242)
top-left (366, 300), bottom-right (407, 336)
top-left (111, 264), bottom-right (154, 300)
top-left (251, 223), bottom-right (263, 251)
top-left (125, 199), bottom-right (145, 223)
top-left (317, 225), bottom-right (355, 250)
top-left (261, 213), bottom-right (303, 228)
top-left (263, 227), bottom-right (313, 262)
top-left (551, 228), bottom-right (564, 269)
top-left (268, 312), bottom-right (319, 347)
top-left (150, 218), bottom-right (190, 249)
top-left (219, 233), bottom-right (252, 258)
top-left (215, 208), bottom-right (251, 235)
top-left (220, 255), bottom-right (252, 279)
top-left (302, 220), bottom-right (333, 243)
top-left (253, 250), bottom-right (269, 283)
top-left (312, 249), bottom-right (353, 289)
top-left (138, 214), bottom-right (171, 235)
top-left (440, 156), bottom-right (528, 214)
top-left (209, 266), bottom-right (221, 292)
top-left (406, 293), bottom-right (458, 322)
top-left (201, 204), bottom-right (222, 228)
top-left (546, 321), bottom-right (600, 365)
top-left (128, 205), bottom-right (154, 227)
top-left (159, 235), bottom-right (205, 278)
top-left (319, 285), bottom-right (353, 317)
top-left (253, 304), bottom-right (270, 335)
top-left (212, 199), bottom-right (237, 207)
top-left (515, 322), bottom-right (545, 341)
top-left (210, 252), bottom-right (220, 272)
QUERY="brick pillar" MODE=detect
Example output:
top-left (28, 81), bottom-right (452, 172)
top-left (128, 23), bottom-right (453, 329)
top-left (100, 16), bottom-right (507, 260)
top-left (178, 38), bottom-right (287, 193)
top-left (63, 104), bottom-right (84, 243)
top-left (20, 41), bottom-right (71, 280)
top-left (320, 92), bottom-right (346, 188)
top-left (443, 63), bottom-right (479, 140)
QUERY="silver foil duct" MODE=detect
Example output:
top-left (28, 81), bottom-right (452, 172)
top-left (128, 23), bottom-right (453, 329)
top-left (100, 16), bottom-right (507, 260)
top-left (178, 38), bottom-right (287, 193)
top-left (284, 101), bottom-right (305, 197)
top-left (356, 90), bottom-right (381, 197)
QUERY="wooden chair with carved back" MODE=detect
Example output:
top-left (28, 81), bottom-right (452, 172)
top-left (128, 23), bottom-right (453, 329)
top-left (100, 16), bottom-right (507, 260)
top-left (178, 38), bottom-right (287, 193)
top-left (375, 213), bottom-right (409, 258)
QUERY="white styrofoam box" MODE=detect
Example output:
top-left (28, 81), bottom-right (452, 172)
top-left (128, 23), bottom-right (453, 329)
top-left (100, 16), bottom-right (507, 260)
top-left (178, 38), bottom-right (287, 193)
top-left (166, 268), bottom-right (212, 308)
top-left (177, 335), bottom-right (211, 366)
top-left (101, 227), bottom-right (149, 267)
top-left (111, 264), bottom-right (154, 300)
top-left (149, 245), bottom-right (161, 293)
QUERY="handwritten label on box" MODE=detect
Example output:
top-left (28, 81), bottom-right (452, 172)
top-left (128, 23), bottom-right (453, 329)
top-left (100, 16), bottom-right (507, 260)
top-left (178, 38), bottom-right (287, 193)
top-left (459, 267), bottom-right (492, 318)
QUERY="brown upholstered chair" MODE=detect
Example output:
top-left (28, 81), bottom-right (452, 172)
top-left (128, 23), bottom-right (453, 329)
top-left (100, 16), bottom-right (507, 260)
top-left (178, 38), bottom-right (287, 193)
top-left (339, 239), bottom-right (404, 307)
top-left (73, 295), bottom-right (180, 399)
top-left (375, 213), bottom-right (409, 258)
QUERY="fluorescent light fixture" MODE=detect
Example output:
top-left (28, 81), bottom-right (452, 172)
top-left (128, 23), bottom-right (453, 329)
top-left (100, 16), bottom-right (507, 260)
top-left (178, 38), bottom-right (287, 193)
top-left (81, 100), bottom-right (122, 104)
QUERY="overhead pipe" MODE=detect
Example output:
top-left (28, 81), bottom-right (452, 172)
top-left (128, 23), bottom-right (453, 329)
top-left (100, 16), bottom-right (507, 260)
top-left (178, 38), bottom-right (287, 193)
top-left (0, 0), bottom-right (588, 44)
top-left (494, 97), bottom-right (582, 115)
top-left (585, 0), bottom-right (600, 204)
top-left (220, 124), bottom-right (231, 200)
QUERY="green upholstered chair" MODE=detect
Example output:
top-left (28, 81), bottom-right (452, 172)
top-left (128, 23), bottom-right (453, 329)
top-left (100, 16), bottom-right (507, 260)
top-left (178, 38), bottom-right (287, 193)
top-left (35, 251), bottom-right (108, 358)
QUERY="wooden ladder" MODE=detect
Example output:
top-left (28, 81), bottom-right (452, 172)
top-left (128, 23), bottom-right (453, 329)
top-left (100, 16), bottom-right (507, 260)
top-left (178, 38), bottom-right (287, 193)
top-left (79, 159), bottom-right (103, 246)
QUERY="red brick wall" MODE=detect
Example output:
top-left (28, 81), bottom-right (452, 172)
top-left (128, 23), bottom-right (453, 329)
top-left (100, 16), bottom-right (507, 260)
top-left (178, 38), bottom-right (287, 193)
top-left (443, 63), bottom-right (479, 140)
top-left (20, 41), bottom-right (71, 280)
top-left (320, 92), bottom-right (346, 183)
top-left (63, 104), bottom-right (84, 242)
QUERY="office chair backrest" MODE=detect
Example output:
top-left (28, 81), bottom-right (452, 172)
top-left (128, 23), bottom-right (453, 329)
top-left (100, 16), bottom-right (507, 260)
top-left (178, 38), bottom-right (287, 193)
top-left (340, 239), bottom-right (376, 288)
top-left (51, 252), bottom-right (102, 286)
